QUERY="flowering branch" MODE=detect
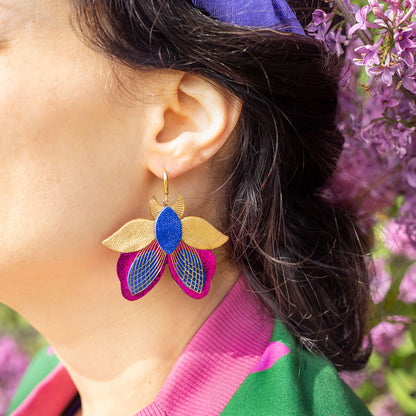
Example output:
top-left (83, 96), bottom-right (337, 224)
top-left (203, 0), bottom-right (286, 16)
top-left (336, 0), bottom-right (416, 102)
top-left (308, 0), bottom-right (416, 248)
top-left (334, 0), bottom-right (372, 45)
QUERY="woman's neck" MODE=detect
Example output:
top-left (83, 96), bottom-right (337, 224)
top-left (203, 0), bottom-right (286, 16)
top-left (5, 251), bottom-right (239, 416)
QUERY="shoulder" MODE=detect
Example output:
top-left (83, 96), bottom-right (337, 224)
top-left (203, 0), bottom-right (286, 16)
top-left (220, 319), bottom-right (372, 416)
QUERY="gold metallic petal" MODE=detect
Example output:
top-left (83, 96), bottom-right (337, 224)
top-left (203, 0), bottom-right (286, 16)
top-left (171, 194), bottom-right (185, 219)
top-left (181, 216), bottom-right (229, 250)
top-left (149, 196), bottom-right (164, 219)
top-left (102, 219), bottom-right (155, 253)
top-left (149, 194), bottom-right (185, 219)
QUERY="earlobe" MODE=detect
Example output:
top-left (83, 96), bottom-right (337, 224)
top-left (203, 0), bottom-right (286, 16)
top-left (147, 73), bottom-right (242, 179)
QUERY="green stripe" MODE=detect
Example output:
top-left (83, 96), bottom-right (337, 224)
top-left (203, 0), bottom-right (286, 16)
top-left (221, 320), bottom-right (372, 415)
top-left (7, 347), bottom-right (60, 416)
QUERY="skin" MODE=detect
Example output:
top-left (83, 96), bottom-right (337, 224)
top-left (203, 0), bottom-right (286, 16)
top-left (0, 1), bottom-right (242, 415)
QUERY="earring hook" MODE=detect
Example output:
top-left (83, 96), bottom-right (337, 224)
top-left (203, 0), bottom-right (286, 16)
top-left (163, 170), bottom-right (169, 206)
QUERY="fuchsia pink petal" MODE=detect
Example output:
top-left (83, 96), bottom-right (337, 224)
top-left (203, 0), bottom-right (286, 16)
top-left (168, 244), bottom-right (216, 299)
top-left (116, 240), bottom-right (216, 301)
top-left (117, 251), bottom-right (167, 301)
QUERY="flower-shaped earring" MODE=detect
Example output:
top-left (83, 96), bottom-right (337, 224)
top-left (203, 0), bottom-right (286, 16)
top-left (102, 172), bottom-right (228, 300)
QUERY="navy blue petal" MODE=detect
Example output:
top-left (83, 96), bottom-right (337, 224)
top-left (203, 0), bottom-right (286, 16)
top-left (155, 207), bottom-right (182, 254)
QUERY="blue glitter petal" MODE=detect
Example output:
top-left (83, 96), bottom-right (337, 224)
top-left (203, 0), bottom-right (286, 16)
top-left (155, 207), bottom-right (182, 254)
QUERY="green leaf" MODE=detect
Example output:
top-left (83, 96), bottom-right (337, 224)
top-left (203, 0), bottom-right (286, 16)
top-left (357, 68), bottom-right (370, 93)
top-left (389, 301), bottom-right (416, 321)
top-left (383, 257), bottom-right (415, 313)
top-left (389, 195), bottom-right (405, 218)
top-left (387, 369), bottom-right (416, 414)
top-left (410, 323), bottom-right (416, 349)
top-left (0, 303), bottom-right (47, 357)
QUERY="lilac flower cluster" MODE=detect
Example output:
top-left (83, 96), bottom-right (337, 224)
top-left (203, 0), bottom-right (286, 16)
top-left (308, 0), bottom-right (416, 90)
top-left (371, 317), bottom-right (408, 354)
top-left (322, 59), bottom-right (403, 232)
top-left (308, 0), bottom-right (416, 248)
top-left (307, 9), bottom-right (347, 56)
top-left (371, 394), bottom-right (405, 416)
top-left (308, 5), bottom-right (416, 412)
top-left (351, 1), bottom-right (416, 92)
top-left (382, 219), bottom-right (416, 302)
top-left (0, 335), bottom-right (29, 416)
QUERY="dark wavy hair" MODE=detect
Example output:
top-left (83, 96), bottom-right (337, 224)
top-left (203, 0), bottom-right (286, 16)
top-left (69, 0), bottom-right (372, 371)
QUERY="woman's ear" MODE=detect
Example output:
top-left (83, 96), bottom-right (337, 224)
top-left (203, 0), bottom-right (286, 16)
top-left (146, 72), bottom-right (243, 179)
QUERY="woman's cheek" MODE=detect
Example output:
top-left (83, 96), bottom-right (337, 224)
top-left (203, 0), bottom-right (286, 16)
top-left (0, 38), bottom-right (138, 274)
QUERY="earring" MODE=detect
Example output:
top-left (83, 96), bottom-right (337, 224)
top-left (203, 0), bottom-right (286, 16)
top-left (102, 171), bottom-right (228, 300)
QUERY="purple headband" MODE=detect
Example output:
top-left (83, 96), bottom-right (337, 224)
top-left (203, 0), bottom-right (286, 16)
top-left (191, 0), bottom-right (305, 35)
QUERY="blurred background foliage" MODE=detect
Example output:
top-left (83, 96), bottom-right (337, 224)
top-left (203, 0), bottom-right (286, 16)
top-left (0, 305), bottom-right (46, 415)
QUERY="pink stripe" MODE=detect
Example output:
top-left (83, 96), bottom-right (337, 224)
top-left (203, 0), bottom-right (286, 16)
top-left (139, 276), bottom-right (275, 416)
top-left (11, 364), bottom-right (77, 416)
top-left (251, 341), bottom-right (290, 373)
top-left (139, 402), bottom-right (167, 416)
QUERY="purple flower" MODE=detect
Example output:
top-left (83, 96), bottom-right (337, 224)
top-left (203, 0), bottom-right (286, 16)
top-left (306, 10), bottom-right (349, 56)
top-left (394, 29), bottom-right (416, 67)
top-left (0, 335), bottom-right (29, 416)
top-left (354, 38), bottom-right (383, 72)
top-left (371, 318), bottom-right (407, 354)
top-left (394, 28), bottom-right (416, 51)
top-left (389, 3), bottom-right (406, 22)
top-left (371, 394), bottom-right (405, 416)
top-left (405, 157), bottom-right (416, 187)
top-left (325, 29), bottom-right (347, 56)
top-left (384, 220), bottom-right (416, 258)
top-left (348, 5), bottom-right (369, 36)
top-left (367, 54), bottom-right (398, 87)
top-left (309, 1), bottom-right (416, 254)
top-left (379, 84), bottom-right (400, 108)
top-left (398, 62), bottom-right (416, 94)
top-left (398, 262), bottom-right (416, 303)
top-left (399, 193), bottom-right (416, 248)
top-left (398, 3), bottom-right (416, 25)
top-left (369, 0), bottom-right (387, 19)
top-left (322, 138), bottom-right (400, 232)
top-left (400, 48), bottom-right (415, 67)
top-left (309, 9), bottom-right (333, 27)
top-left (408, 21), bottom-right (416, 37)
top-left (403, 75), bottom-right (416, 93)
top-left (348, 5), bottom-right (379, 37)
top-left (339, 371), bottom-right (365, 388)
top-left (370, 258), bottom-right (392, 304)
top-left (373, 12), bottom-right (393, 35)
top-left (390, 121), bottom-right (415, 157)
top-left (306, 9), bottom-right (332, 40)
top-left (389, 0), bottom-right (402, 12)
top-left (371, 370), bottom-right (386, 389)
